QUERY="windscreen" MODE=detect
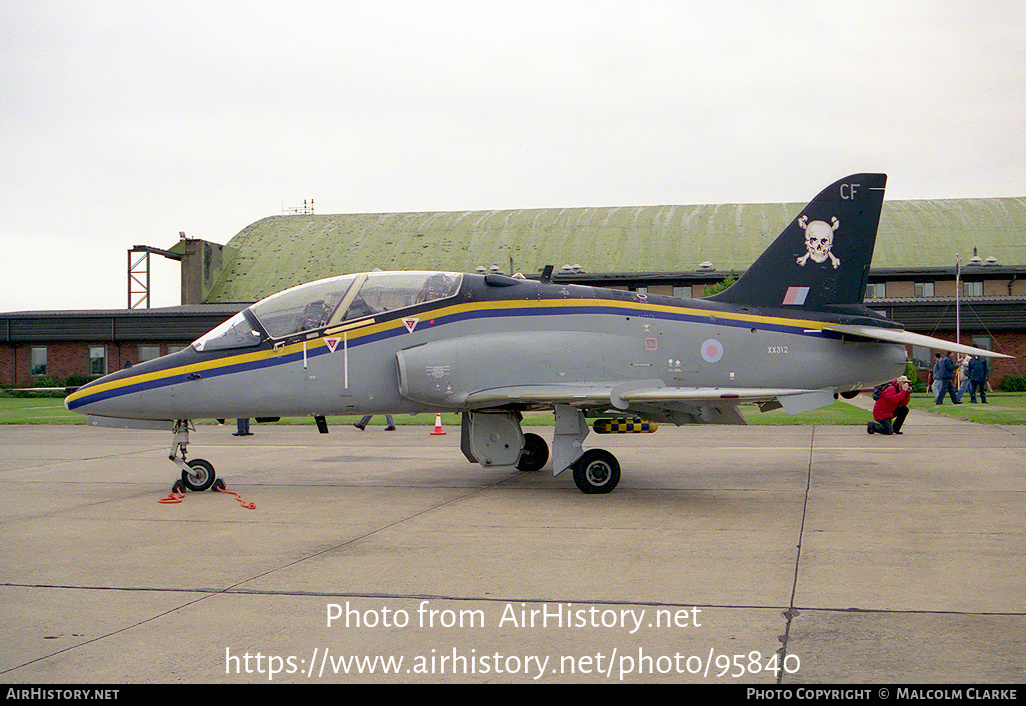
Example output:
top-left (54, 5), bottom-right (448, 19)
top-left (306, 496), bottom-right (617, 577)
top-left (191, 311), bottom-right (262, 352)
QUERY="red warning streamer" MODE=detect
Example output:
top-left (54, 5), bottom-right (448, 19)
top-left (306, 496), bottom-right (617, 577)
top-left (157, 483), bottom-right (255, 510)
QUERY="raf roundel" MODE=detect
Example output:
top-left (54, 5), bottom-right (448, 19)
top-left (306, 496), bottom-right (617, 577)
top-left (701, 338), bottom-right (724, 363)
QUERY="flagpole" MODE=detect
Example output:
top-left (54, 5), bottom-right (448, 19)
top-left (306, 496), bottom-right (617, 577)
top-left (955, 254), bottom-right (961, 346)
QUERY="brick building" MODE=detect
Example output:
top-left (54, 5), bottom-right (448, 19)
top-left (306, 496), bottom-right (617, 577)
top-left (0, 306), bottom-right (243, 387)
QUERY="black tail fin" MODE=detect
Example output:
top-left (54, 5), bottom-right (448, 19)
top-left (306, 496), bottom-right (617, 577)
top-left (706, 174), bottom-right (886, 312)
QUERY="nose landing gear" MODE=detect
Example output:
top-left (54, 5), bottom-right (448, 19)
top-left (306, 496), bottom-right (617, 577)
top-left (169, 420), bottom-right (217, 491)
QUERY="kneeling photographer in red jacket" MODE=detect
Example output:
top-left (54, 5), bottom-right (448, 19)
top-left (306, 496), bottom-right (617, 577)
top-left (868, 375), bottom-right (912, 436)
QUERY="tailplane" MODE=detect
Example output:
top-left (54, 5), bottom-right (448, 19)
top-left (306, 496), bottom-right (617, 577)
top-left (707, 174), bottom-right (887, 312)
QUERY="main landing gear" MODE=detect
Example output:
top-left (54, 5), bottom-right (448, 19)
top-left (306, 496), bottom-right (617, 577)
top-left (516, 432), bottom-right (549, 473)
top-left (461, 406), bottom-right (622, 494)
top-left (169, 420), bottom-right (218, 491)
top-left (570, 449), bottom-right (621, 495)
top-left (518, 432), bottom-right (621, 494)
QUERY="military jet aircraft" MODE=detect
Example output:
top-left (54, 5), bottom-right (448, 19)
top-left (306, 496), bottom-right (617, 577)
top-left (66, 174), bottom-right (1010, 494)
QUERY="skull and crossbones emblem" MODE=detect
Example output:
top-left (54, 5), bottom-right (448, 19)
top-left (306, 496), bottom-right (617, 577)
top-left (796, 215), bottom-right (840, 269)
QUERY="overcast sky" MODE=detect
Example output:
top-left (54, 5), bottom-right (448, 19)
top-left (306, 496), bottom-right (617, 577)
top-left (3, 0), bottom-right (1024, 311)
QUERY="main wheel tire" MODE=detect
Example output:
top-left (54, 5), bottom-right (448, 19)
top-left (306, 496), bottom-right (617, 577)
top-left (181, 458), bottom-right (216, 492)
top-left (571, 449), bottom-right (620, 494)
top-left (517, 432), bottom-right (549, 472)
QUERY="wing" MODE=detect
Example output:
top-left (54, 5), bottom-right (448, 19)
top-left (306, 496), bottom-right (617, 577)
top-left (824, 324), bottom-right (1013, 359)
top-left (460, 382), bottom-right (837, 425)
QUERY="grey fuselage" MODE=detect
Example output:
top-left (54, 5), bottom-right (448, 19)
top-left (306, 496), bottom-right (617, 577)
top-left (66, 272), bottom-right (907, 422)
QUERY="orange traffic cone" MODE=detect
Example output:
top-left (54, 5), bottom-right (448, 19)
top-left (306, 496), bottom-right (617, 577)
top-left (430, 412), bottom-right (446, 435)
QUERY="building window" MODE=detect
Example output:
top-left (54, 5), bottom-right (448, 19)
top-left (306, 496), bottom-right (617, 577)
top-left (910, 345), bottom-right (932, 370)
top-left (88, 346), bottom-right (107, 376)
top-left (673, 286), bottom-right (691, 298)
top-left (971, 336), bottom-right (992, 352)
top-left (963, 281), bottom-right (983, 297)
top-left (137, 345), bottom-right (161, 362)
top-left (914, 282), bottom-right (935, 298)
top-left (634, 286), bottom-right (648, 295)
top-left (865, 282), bottom-right (886, 299)
top-left (30, 347), bottom-right (47, 376)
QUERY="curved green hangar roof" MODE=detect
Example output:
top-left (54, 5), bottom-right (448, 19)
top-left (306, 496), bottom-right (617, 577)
top-left (202, 197), bottom-right (1026, 303)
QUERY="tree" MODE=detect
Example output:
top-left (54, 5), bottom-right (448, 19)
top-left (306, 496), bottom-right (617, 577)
top-left (701, 272), bottom-right (737, 297)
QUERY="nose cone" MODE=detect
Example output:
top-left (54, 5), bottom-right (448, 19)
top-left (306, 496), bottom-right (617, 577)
top-left (65, 356), bottom-right (178, 420)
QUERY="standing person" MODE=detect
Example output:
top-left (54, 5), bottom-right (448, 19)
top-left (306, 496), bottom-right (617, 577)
top-left (354, 415), bottom-right (396, 431)
top-left (967, 355), bottom-right (989, 404)
top-left (867, 376), bottom-right (912, 435)
top-left (233, 418), bottom-right (253, 436)
top-left (932, 352), bottom-right (961, 405)
top-left (956, 354), bottom-right (971, 402)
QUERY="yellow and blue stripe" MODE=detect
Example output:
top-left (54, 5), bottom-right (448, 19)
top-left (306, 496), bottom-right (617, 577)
top-left (66, 295), bottom-right (842, 412)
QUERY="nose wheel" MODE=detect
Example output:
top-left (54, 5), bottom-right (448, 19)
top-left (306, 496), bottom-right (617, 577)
top-left (181, 458), bottom-right (216, 492)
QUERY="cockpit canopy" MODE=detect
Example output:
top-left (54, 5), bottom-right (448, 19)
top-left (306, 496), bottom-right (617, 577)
top-left (192, 271), bottom-right (462, 351)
